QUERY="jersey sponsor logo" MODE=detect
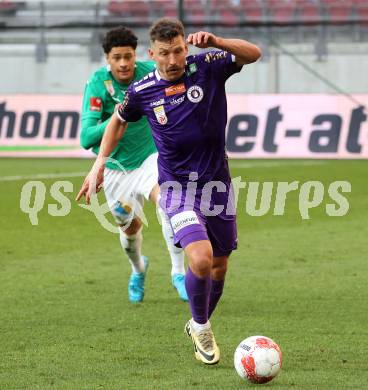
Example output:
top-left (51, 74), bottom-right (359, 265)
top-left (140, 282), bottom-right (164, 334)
top-left (89, 97), bottom-right (102, 111)
top-left (153, 105), bottom-right (168, 125)
top-left (187, 86), bottom-right (204, 103)
top-left (165, 83), bottom-right (186, 96)
top-left (135, 80), bottom-right (156, 92)
top-left (150, 98), bottom-right (165, 107)
top-left (170, 95), bottom-right (185, 106)
top-left (104, 80), bottom-right (115, 96)
top-left (170, 211), bottom-right (200, 234)
top-left (204, 51), bottom-right (227, 63)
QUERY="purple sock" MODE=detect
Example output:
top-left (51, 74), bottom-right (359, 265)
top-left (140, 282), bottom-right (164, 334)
top-left (208, 279), bottom-right (224, 319)
top-left (185, 267), bottom-right (211, 324)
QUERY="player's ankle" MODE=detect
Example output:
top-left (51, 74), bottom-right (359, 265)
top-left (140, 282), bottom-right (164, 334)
top-left (191, 318), bottom-right (210, 332)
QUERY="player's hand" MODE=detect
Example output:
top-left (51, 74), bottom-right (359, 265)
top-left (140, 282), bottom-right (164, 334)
top-left (186, 31), bottom-right (219, 49)
top-left (76, 160), bottom-right (105, 204)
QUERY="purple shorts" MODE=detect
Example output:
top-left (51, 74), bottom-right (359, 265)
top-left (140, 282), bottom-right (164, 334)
top-left (159, 165), bottom-right (238, 257)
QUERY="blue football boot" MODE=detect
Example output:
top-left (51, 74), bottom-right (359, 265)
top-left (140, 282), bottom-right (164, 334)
top-left (172, 273), bottom-right (189, 302)
top-left (128, 256), bottom-right (149, 303)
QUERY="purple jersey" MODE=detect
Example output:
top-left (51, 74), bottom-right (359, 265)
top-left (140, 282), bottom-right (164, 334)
top-left (117, 50), bottom-right (242, 187)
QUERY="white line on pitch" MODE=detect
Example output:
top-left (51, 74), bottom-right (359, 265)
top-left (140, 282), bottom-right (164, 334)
top-left (229, 160), bottom-right (326, 168)
top-left (0, 172), bottom-right (88, 182)
top-left (0, 161), bottom-right (326, 181)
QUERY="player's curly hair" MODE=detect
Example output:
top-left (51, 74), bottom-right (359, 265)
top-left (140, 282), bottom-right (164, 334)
top-left (102, 26), bottom-right (138, 54)
top-left (149, 18), bottom-right (185, 43)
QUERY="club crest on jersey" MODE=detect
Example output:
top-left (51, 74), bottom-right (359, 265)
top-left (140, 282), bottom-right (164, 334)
top-left (165, 83), bottom-right (186, 96)
top-left (153, 105), bottom-right (168, 125)
top-left (104, 80), bottom-right (115, 96)
top-left (187, 85), bottom-right (204, 103)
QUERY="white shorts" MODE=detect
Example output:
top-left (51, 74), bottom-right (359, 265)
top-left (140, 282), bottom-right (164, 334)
top-left (103, 152), bottom-right (158, 226)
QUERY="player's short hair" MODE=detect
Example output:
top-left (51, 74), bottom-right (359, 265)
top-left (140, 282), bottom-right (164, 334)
top-left (149, 18), bottom-right (185, 43)
top-left (102, 26), bottom-right (138, 54)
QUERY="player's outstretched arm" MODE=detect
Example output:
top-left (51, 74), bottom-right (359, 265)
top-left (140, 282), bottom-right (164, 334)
top-left (76, 113), bottom-right (127, 204)
top-left (186, 31), bottom-right (261, 66)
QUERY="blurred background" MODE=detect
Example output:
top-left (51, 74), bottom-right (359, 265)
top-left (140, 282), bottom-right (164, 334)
top-left (0, 0), bottom-right (367, 157)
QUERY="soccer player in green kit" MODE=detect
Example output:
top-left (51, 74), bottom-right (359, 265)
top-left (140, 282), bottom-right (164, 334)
top-left (80, 26), bottom-right (188, 303)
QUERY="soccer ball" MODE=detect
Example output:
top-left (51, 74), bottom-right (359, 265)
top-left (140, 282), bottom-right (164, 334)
top-left (234, 335), bottom-right (282, 384)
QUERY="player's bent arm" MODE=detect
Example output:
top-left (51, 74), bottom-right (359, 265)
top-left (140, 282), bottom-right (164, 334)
top-left (80, 117), bottom-right (110, 149)
top-left (80, 81), bottom-right (106, 148)
top-left (98, 112), bottom-right (127, 161)
top-left (187, 31), bottom-right (261, 66)
top-left (76, 113), bottom-right (127, 203)
top-left (214, 37), bottom-right (261, 66)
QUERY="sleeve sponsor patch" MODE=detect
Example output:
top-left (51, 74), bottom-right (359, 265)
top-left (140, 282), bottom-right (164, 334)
top-left (89, 97), bottom-right (102, 112)
top-left (116, 89), bottom-right (142, 123)
top-left (204, 51), bottom-right (228, 63)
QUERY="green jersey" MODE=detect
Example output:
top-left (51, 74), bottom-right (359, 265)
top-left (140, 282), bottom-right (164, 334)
top-left (80, 61), bottom-right (157, 170)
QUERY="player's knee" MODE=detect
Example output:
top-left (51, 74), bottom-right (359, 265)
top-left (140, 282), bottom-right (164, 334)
top-left (121, 218), bottom-right (142, 235)
top-left (189, 247), bottom-right (213, 276)
top-left (211, 256), bottom-right (228, 280)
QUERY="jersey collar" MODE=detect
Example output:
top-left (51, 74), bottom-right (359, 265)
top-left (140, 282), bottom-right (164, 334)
top-left (155, 69), bottom-right (161, 81)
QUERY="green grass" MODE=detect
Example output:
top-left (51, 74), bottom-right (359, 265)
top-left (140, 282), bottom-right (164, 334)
top-left (0, 146), bottom-right (79, 151)
top-left (0, 158), bottom-right (367, 389)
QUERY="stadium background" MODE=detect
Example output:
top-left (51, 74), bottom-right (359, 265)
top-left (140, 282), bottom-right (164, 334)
top-left (1, 1), bottom-right (367, 388)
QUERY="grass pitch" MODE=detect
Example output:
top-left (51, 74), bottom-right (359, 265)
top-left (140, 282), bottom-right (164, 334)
top-left (0, 158), bottom-right (367, 389)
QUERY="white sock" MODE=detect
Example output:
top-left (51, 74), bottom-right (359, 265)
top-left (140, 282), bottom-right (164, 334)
top-left (191, 319), bottom-right (210, 332)
top-left (157, 206), bottom-right (185, 276)
top-left (119, 228), bottom-right (144, 273)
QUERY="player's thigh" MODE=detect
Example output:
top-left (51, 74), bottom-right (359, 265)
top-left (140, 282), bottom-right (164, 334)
top-left (206, 213), bottom-right (238, 258)
top-left (149, 183), bottom-right (160, 204)
top-left (135, 152), bottom-right (159, 201)
top-left (103, 168), bottom-right (142, 226)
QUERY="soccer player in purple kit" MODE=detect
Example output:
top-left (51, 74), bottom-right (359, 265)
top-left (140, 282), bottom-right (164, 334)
top-left (77, 18), bottom-right (261, 365)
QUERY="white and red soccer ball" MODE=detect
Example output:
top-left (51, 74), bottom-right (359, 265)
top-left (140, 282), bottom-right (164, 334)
top-left (234, 335), bottom-right (282, 384)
